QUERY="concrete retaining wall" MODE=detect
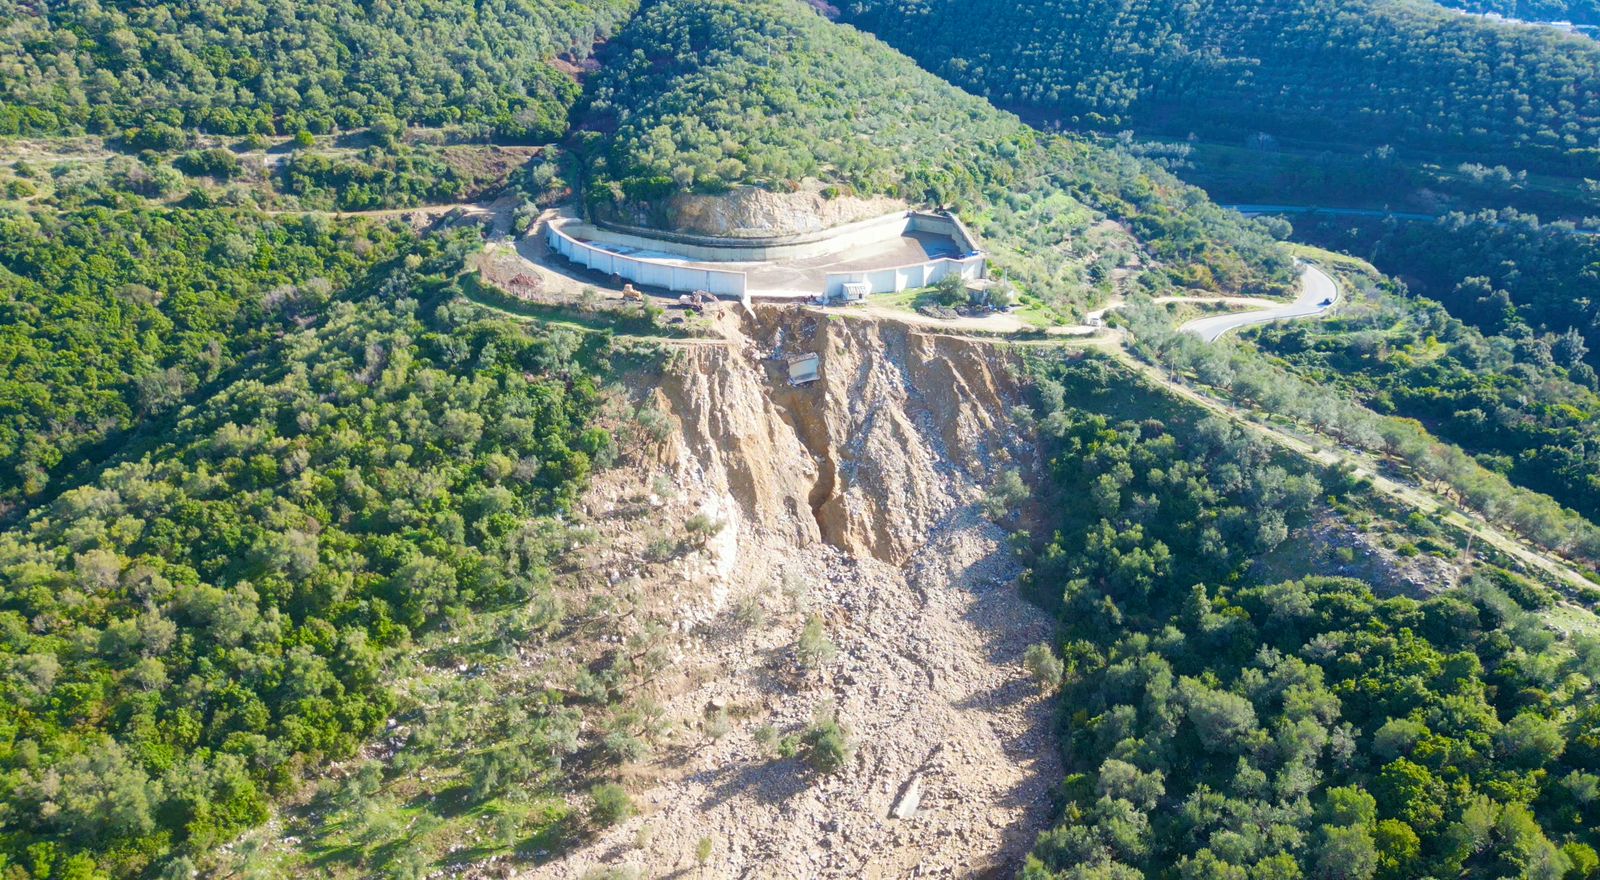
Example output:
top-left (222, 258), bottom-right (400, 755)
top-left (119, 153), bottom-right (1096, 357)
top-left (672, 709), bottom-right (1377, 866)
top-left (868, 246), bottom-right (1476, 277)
top-left (547, 222), bottom-right (748, 297)
top-left (546, 209), bottom-right (986, 299)
top-left (823, 253), bottom-right (987, 299)
top-left (906, 211), bottom-right (982, 255)
top-left (582, 211), bottom-right (922, 263)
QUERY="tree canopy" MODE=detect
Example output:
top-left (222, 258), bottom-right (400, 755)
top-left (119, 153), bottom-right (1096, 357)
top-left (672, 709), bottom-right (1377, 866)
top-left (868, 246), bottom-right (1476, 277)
top-left (0, 0), bottom-right (637, 141)
top-left (0, 217), bottom-right (611, 876)
top-left (840, 0), bottom-right (1600, 176)
top-left (580, 0), bottom-right (1296, 309)
top-left (1021, 356), bottom-right (1600, 880)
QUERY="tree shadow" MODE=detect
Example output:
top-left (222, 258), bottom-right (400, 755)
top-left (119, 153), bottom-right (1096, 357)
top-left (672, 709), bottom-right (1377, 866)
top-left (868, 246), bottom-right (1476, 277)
top-left (695, 752), bottom-right (811, 811)
top-left (404, 781), bottom-right (479, 819)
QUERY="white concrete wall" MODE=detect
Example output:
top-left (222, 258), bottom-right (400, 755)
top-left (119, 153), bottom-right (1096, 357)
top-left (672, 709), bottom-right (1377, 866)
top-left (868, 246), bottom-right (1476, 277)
top-left (547, 211), bottom-right (986, 300)
top-left (906, 212), bottom-right (982, 255)
top-left (824, 254), bottom-right (987, 299)
top-left (592, 211), bottom-right (919, 262)
top-left (547, 222), bottom-right (747, 297)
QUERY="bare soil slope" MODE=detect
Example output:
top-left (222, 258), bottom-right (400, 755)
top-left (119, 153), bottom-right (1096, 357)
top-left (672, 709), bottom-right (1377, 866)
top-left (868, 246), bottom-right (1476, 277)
top-left (536, 307), bottom-right (1058, 878)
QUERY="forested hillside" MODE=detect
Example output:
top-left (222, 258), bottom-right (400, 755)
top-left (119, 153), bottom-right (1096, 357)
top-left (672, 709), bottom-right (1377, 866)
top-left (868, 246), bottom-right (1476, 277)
top-left (579, 0), bottom-right (1296, 309)
top-left (839, 0), bottom-right (1600, 174)
top-left (0, 0), bottom-right (637, 141)
top-left (1021, 357), bottom-right (1600, 880)
top-left (0, 210), bottom-right (408, 514)
top-left (9, 0), bottom-right (1600, 876)
top-left (0, 224), bottom-right (613, 877)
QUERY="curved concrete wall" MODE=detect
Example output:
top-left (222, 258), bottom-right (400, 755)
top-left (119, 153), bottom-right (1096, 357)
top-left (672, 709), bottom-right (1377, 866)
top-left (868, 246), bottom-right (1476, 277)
top-left (577, 211), bottom-right (913, 263)
top-left (546, 209), bottom-right (986, 299)
top-left (579, 210), bottom-right (983, 265)
top-left (547, 222), bottom-right (748, 297)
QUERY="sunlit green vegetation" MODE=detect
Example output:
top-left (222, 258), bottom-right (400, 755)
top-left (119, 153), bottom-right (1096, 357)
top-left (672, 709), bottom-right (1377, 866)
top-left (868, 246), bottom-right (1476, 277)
top-left (1293, 212), bottom-right (1600, 369)
top-left (0, 0), bottom-right (637, 142)
top-left (0, 226), bottom-right (619, 877)
top-left (0, 209), bottom-right (409, 513)
top-left (1020, 357), bottom-right (1600, 880)
top-left (1254, 270), bottom-right (1600, 525)
top-left (8, 1), bottom-right (1600, 879)
top-left (1117, 295), bottom-right (1600, 570)
top-left (579, 0), bottom-right (1296, 314)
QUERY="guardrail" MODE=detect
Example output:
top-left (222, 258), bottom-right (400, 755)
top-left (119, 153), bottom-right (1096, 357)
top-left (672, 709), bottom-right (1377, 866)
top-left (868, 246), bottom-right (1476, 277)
top-left (546, 221), bottom-right (748, 297)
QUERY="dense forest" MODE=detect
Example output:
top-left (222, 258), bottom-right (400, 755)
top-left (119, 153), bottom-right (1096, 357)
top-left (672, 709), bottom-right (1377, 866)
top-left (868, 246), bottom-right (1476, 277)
top-left (1021, 357), bottom-right (1600, 880)
top-left (272, 148), bottom-right (515, 212)
top-left (1120, 137), bottom-right (1600, 225)
top-left (839, 0), bottom-right (1600, 175)
top-left (0, 221), bottom-right (614, 876)
top-left (0, 0), bottom-right (637, 141)
top-left (579, 0), bottom-right (1296, 310)
top-left (3, 139), bottom-right (543, 216)
top-left (0, 210), bottom-right (409, 515)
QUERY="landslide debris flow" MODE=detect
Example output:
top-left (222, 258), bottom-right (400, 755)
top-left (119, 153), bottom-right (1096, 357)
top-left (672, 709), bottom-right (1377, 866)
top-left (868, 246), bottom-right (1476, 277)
top-left (537, 306), bottom-right (1058, 878)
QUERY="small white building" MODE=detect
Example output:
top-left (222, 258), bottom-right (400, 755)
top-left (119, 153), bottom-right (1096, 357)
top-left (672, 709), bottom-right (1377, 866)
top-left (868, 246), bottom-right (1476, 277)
top-left (826, 281), bottom-right (871, 305)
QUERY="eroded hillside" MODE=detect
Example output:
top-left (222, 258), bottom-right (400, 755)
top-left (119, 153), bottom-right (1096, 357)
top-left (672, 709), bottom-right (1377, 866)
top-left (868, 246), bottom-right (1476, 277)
top-left (538, 307), bottom-right (1059, 877)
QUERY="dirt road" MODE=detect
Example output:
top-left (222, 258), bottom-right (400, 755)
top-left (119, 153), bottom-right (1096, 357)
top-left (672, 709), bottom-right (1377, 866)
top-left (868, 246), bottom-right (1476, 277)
top-left (1110, 351), bottom-right (1596, 593)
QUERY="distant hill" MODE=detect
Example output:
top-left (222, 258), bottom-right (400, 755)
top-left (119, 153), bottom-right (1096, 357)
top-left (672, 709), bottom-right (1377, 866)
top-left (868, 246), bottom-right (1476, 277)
top-left (1431, 0), bottom-right (1600, 27)
top-left (839, 0), bottom-right (1600, 174)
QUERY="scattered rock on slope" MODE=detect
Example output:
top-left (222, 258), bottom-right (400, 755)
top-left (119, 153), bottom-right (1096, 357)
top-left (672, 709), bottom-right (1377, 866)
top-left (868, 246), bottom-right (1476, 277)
top-left (534, 306), bottom-right (1058, 879)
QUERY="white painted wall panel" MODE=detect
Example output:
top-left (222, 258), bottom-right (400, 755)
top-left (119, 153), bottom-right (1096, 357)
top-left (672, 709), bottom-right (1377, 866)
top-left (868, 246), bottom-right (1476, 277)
top-left (546, 223), bottom-right (747, 296)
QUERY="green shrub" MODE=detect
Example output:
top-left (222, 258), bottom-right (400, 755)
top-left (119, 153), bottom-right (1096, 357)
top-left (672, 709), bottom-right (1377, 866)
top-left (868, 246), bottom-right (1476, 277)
top-left (797, 615), bottom-right (837, 670)
top-left (802, 716), bottom-right (853, 775)
top-left (1022, 643), bottom-right (1064, 693)
top-left (589, 783), bottom-right (635, 827)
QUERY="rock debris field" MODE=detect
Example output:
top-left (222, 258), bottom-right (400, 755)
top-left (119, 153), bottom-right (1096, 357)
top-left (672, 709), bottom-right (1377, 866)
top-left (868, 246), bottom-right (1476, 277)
top-left (533, 307), bottom-right (1061, 878)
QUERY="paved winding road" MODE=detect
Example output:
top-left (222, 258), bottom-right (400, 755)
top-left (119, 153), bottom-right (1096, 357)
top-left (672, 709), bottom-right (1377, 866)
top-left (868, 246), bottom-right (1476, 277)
top-left (1180, 263), bottom-right (1340, 342)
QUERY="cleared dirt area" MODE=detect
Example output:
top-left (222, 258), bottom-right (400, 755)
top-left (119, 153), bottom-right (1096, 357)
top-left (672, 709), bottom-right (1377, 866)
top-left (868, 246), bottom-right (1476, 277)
top-left (531, 307), bottom-right (1060, 878)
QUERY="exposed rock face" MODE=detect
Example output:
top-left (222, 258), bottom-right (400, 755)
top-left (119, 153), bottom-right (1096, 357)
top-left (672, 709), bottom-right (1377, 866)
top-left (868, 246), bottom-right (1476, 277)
top-left (654, 323), bottom-right (822, 550)
top-left (657, 307), bottom-right (1022, 566)
top-left (537, 306), bottom-right (1056, 879)
top-left (610, 182), bottom-right (909, 239)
